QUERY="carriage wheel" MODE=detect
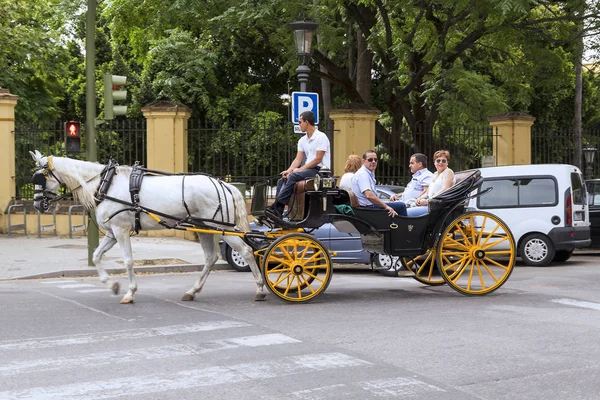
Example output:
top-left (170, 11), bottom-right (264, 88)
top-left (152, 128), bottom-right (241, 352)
top-left (261, 233), bottom-right (332, 303)
top-left (401, 249), bottom-right (446, 286)
top-left (437, 211), bottom-right (515, 296)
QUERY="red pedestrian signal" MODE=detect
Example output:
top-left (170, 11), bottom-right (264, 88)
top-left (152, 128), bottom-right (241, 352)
top-left (65, 121), bottom-right (81, 153)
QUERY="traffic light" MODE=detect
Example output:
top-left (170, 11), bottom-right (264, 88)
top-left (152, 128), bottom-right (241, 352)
top-left (65, 121), bottom-right (81, 153)
top-left (104, 73), bottom-right (127, 120)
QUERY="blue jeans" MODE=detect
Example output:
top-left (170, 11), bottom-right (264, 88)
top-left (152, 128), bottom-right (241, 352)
top-left (275, 168), bottom-right (320, 205)
top-left (364, 201), bottom-right (407, 216)
top-left (406, 205), bottom-right (428, 217)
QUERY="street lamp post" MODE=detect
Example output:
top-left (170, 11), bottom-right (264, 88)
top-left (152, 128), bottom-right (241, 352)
top-left (290, 18), bottom-right (318, 92)
top-left (583, 147), bottom-right (597, 179)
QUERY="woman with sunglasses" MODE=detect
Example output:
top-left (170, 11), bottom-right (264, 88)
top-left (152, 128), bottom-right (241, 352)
top-left (406, 150), bottom-right (455, 217)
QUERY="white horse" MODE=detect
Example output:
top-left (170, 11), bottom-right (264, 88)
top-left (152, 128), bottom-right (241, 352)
top-left (29, 150), bottom-right (266, 304)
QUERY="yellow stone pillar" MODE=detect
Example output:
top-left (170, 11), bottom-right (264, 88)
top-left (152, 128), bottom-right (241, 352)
top-left (0, 89), bottom-right (18, 215)
top-left (142, 101), bottom-right (192, 238)
top-left (142, 101), bottom-right (192, 172)
top-left (489, 112), bottom-right (536, 166)
top-left (329, 108), bottom-right (380, 176)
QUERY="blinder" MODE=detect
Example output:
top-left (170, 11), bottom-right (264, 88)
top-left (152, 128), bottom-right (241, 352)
top-left (31, 169), bottom-right (58, 213)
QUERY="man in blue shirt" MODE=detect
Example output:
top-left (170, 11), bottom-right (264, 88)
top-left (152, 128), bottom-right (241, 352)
top-left (351, 150), bottom-right (407, 216)
top-left (391, 153), bottom-right (434, 203)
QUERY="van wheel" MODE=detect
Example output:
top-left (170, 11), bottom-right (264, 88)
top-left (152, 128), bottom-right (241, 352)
top-left (553, 249), bottom-right (574, 262)
top-left (519, 233), bottom-right (555, 267)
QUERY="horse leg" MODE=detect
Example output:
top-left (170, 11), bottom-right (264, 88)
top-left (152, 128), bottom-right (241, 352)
top-left (182, 233), bottom-right (218, 301)
top-left (223, 236), bottom-right (266, 301)
top-left (112, 227), bottom-right (137, 304)
top-left (92, 229), bottom-right (120, 294)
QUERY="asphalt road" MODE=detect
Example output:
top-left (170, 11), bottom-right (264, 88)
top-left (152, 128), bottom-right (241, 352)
top-left (1, 254), bottom-right (599, 399)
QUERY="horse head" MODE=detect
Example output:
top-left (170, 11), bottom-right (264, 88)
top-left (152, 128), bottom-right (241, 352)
top-left (29, 150), bottom-right (60, 213)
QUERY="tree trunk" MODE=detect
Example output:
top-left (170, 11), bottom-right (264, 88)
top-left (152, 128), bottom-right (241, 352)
top-left (356, 28), bottom-right (373, 104)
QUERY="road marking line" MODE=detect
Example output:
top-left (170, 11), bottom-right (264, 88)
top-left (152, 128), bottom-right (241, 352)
top-left (77, 289), bottom-right (108, 293)
top-left (551, 298), bottom-right (600, 311)
top-left (360, 377), bottom-right (446, 396)
top-left (40, 280), bottom-right (77, 284)
top-left (0, 320), bottom-right (251, 352)
top-left (58, 284), bottom-right (97, 289)
top-left (0, 352), bottom-right (370, 400)
top-left (0, 333), bottom-right (300, 377)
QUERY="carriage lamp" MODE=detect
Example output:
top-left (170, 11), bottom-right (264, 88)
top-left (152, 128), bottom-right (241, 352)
top-left (583, 147), bottom-right (597, 179)
top-left (317, 167), bottom-right (335, 190)
top-left (290, 17), bottom-right (318, 92)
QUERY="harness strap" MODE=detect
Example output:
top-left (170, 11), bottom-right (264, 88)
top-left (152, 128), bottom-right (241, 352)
top-left (181, 175), bottom-right (193, 217)
top-left (129, 162), bottom-right (145, 233)
top-left (96, 158), bottom-right (119, 205)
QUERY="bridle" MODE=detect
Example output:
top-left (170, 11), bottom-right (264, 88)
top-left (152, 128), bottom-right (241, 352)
top-left (32, 156), bottom-right (102, 212)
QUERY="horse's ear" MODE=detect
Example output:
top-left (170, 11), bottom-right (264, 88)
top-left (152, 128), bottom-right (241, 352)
top-left (29, 150), bottom-right (44, 166)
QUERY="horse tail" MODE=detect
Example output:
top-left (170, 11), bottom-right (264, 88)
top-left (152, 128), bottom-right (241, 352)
top-left (228, 183), bottom-right (251, 232)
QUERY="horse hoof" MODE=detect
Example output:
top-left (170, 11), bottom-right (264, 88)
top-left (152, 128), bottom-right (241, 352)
top-left (181, 293), bottom-right (195, 301)
top-left (254, 293), bottom-right (267, 301)
top-left (111, 282), bottom-right (120, 295)
top-left (119, 297), bottom-right (134, 304)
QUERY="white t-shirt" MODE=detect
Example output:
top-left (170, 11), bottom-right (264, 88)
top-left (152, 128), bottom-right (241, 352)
top-left (298, 129), bottom-right (331, 168)
top-left (339, 172), bottom-right (354, 190)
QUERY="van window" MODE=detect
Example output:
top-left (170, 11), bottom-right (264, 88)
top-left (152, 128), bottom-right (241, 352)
top-left (570, 172), bottom-right (585, 205)
top-left (478, 177), bottom-right (557, 208)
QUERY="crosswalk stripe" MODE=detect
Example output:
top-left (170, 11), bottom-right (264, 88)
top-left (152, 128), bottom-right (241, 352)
top-left (57, 284), bottom-right (97, 289)
top-left (0, 352), bottom-right (371, 400)
top-left (0, 333), bottom-right (300, 377)
top-left (77, 289), bottom-right (108, 293)
top-left (551, 298), bottom-right (600, 311)
top-left (0, 321), bottom-right (251, 352)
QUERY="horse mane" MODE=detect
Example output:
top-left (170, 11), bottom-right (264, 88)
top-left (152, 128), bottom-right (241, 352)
top-left (51, 157), bottom-right (131, 210)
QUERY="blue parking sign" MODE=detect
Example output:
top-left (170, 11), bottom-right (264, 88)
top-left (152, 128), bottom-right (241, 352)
top-left (292, 92), bottom-right (319, 125)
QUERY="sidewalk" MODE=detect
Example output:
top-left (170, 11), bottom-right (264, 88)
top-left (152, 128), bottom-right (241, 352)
top-left (0, 234), bottom-right (230, 281)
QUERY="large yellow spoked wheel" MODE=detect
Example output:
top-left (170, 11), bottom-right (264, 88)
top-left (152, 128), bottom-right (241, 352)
top-left (262, 233), bottom-right (333, 303)
top-left (438, 211), bottom-right (515, 296)
top-left (401, 249), bottom-right (446, 286)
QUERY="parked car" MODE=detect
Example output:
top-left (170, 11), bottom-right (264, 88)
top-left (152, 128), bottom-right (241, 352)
top-left (466, 164), bottom-right (591, 266)
top-left (221, 185), bottom-right (404, 275)
top-left (585, 179), bottom-right (600, 248)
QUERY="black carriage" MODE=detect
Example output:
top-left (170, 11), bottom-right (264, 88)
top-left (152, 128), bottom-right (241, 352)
top-left (249, 168), bottom-right (516, 302)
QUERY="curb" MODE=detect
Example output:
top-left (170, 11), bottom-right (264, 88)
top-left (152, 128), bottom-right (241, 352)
top-left (1, 262), bottom-right (234, 281)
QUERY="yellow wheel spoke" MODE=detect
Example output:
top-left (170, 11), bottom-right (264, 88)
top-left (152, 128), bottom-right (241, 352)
top-left (299, 275), bottom-right (316, 294)
top-left (481, 261), bottom-right (500, 283)
top-left (481, 236), bottom-right (509, 250)
top-left (272, 271), bottom-right (294, 287)
top-left (482, 256), bottom-right (510, 270)
top-left (304, 270), bottom-right (325, 282)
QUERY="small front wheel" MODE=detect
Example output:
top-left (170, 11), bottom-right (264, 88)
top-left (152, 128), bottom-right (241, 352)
top-left (262, 233), bottom-right (332, 303)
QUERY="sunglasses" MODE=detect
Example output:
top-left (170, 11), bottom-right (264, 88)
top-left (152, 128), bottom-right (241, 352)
top-left (435, 159), bottom-right (447, 164)
top-left (366, 158), bottom-right (378, 162)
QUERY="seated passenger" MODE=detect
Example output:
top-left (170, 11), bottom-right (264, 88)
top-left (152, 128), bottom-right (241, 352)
top-left (390, 152), bottom-right (434, 205)
top-left (407, 149), bottom-right (455, 217)
top-left (339, 154), bottom-right (362, 191)
top-left (351, 150), bottom-right (407, 217)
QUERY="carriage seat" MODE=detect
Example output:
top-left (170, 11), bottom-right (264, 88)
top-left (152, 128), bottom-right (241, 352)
top-left (287, 178), bottom-right (316, 221)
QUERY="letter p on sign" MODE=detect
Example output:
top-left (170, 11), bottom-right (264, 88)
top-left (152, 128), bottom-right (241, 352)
top-left (292, 92), bottom-right (319, 125)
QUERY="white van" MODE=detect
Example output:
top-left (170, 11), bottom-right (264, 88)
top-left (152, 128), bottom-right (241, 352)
top-left (466, 164), bottom-right (591, 267)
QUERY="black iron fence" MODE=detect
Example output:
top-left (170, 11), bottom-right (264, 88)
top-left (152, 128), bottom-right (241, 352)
top-left (376, 125), bottom-right (499, 186)
top-left (531, 126), bottom-right (600, 178)
top-left (187, 119), bottom-right (302, 187)
top-left (14, 119), bottom-right (146, 200)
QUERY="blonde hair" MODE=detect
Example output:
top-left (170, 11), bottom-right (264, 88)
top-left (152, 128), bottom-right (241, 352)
top-left (433, 149), bottom-right (450, 161)
top-left (344, 154), bottom-right (362, 173)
